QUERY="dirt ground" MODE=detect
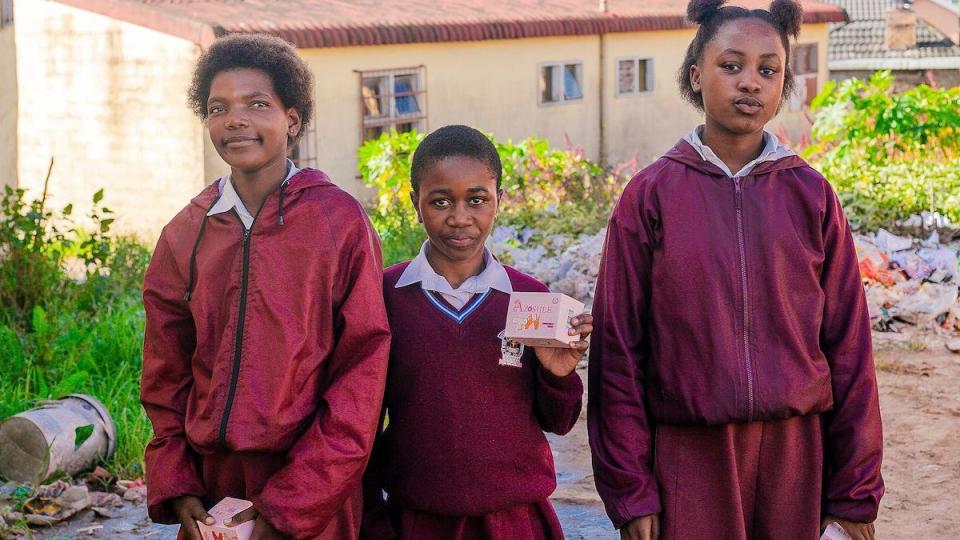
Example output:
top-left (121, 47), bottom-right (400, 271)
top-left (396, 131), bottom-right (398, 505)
top-left (32, 342), bottom-right (960, 539)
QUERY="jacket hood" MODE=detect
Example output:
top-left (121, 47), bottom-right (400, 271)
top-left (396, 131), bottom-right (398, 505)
top-left (663, 138), bottom-right (809, 178)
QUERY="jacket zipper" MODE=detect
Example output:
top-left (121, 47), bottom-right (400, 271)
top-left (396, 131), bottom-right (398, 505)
top-left (733, 177), bottom-right (755, 422)
top-left (218, 216), bottom-right (254, 448)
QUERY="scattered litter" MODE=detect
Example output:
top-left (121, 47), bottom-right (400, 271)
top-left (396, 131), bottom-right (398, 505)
top-left (875, 228), bottom-right (913, 253)
top-left (122, 485), bottom-right (147, 504)
top-left (21, 483), bottom-right (91, 525)
top-left (855, 231), bottom-right (959, 336)
top-left (947, 339), bottom-right (960, 353)
top-left (77, 524), bottom-right (103, 534)
top-left (89, 491), bottom-right (123, 508)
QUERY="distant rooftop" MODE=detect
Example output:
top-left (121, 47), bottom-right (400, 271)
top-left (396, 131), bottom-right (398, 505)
top-left (54, 0), bottom-right (846, 49)
top-left (824, 0), bottom-right (960, 69)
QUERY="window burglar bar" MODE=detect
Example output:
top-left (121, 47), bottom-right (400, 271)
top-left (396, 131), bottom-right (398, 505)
top-left (357, 66), bottom-right (428, 143)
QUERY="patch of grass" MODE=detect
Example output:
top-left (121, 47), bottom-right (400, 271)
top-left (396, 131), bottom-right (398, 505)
top-left (1, 183), bottom-right (151, 481)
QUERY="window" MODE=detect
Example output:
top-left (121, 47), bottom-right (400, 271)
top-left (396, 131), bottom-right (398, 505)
top-left (616, 57), bottom-right (654, 96)
top-left (539, 62), bottom-right (583, 104)
top-left (1, 0), bottom-right (13, 27)
top-left (291, 120), bottom-right (318, 169)
top-left (789, 44), bottom-right (818, 110)
top-left (358, 67), bottom-right (427, 142)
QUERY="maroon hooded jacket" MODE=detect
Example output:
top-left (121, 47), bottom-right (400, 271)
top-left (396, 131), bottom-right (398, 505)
top-left (587, 140), bottom-right (884, 527)
top-left (141, 168), bottom-right (391, 539)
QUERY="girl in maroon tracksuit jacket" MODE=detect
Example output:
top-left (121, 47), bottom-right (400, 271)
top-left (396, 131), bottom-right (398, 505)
top-left (141, 35), bottom-right (390, 540)
top-left (588, 2), bottom-right (883, 540)
top-left (361, 125), bottom-right (593, 539)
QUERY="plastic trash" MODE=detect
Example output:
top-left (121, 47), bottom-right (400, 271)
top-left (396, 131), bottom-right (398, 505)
top-left (875, 228), bottom-right (913, 253)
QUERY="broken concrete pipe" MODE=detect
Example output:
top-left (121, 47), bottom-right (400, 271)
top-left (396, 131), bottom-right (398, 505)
top-left (0, 394), bottom-right (117, 483)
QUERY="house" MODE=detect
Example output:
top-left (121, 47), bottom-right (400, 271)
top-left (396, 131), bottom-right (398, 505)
top-left (1, 0), bottom-right (845, 239)
top-left (825, 0), bottom-right (960, 88)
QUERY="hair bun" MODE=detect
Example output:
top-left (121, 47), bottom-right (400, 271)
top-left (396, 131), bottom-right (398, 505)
top-left (687, 0), bottom-right (727, 24)
top-left (769, 0), bottom-right (803, 38)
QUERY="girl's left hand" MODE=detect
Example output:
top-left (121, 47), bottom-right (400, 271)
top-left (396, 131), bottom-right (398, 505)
top-left (534, 313), bottom-right (593, 377)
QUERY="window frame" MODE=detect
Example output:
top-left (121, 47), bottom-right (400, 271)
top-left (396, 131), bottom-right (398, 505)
top-left (291, 120), bottom-right (319, 169)
top-left (356, 65), bottom-right (428, 143)
top-left (789, 43), bottom-right (819, 111)
top-left (615, 56), bottom-right (655, 97)
top-left (537, 60), bottom-right (585, 106)
top-left (1, 0), bottom-right (13, 27)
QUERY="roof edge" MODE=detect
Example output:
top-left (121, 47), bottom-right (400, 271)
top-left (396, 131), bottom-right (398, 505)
top-left (53, 0), bottom-right (220, 47)
top-left (51, 2), bottom-right (846, 49)
top-left (830, 56), bottom-right (960, 70)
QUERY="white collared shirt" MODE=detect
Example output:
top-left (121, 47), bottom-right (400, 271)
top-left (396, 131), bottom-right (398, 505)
top-left (683, 126), bottom-right (795, 178)
top-left (396, 242), bottom-right (513, 310)
top-left (207, 159), bottom-right (300, 230)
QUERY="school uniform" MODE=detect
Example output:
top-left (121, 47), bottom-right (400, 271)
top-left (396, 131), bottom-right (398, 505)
top-left (142, 162), bottom-right (391, 539)
top-left (588, 129), bottom-right (884, 539)
top-left (362, 245), bottom-right (583, 540)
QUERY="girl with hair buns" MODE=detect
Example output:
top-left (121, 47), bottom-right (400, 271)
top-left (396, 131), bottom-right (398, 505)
top-left (587, 1), bottom-right (884, 539)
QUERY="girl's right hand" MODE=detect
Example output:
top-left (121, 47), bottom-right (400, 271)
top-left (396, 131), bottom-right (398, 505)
top-left (620, 514), bottom-right (660, 540)
top-left (172, 495), bottom-right (213, 540)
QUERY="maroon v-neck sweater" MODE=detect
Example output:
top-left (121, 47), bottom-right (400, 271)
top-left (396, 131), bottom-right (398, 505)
top-left (372, 262), bottom-right (583, 516)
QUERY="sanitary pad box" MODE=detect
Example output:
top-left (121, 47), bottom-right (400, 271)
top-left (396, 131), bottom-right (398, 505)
top-left (504, 292), bottom-right (585, 347)
top-left (197, 497), bottom-right (255, 540)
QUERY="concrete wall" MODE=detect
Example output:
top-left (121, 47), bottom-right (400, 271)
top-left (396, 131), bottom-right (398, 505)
top-left (299, 35), bottom-right (601, 196)
top-left (15, 0), bottom-right (204, 240)
top-left (0, 23), bottom-right (16, 189)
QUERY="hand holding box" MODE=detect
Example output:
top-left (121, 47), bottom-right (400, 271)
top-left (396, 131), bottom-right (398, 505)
top-left (196, 497), bottom-right (255, 540)
top-left (504, 292), bottom-right (585, 347)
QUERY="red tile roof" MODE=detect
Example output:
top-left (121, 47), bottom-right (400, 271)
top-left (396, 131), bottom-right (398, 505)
top-left (54, 0), bottom-right (847, 49)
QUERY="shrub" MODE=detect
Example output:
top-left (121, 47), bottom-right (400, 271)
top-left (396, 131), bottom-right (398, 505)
top-left (805, 71), bottom-right (960, 230)
top-left (1, 172), bottom-right (151, 479)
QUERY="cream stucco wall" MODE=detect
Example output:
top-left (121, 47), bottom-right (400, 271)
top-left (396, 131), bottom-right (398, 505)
top-left (602, 23), bottom-right (831, 168)
top-left (0, 24), bottom-right (16, 189)
top-left (299, 36), bottom-right (601, 196)
top-left (302, 24), bottom-right (831, 195)
top-left (15, 0), bottom-right (205, 240)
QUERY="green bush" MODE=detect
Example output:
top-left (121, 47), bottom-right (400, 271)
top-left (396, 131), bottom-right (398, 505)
top-left (358, 130), bottom-right (631, 264)
top-left (0, 177), bottom-right (150, 480)
top-left (805, 71), bottom-right (960, 230)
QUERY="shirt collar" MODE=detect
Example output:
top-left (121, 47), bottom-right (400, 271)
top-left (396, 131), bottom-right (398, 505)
top-left (207, 159), bottom-right (300, 229)
top-left (396, 241), bottom-right (513, 295)
top-left (683, 126), bottom-right (794, 177)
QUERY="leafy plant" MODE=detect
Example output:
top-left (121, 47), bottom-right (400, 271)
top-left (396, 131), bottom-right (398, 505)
top-left (1, 168), bottom-right (151, 479)
top-left (804, 71), bottom-right (960, 230)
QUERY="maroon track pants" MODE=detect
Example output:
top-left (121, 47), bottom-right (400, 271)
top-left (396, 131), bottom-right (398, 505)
top-left (654, 414), bottom-right (824, 540)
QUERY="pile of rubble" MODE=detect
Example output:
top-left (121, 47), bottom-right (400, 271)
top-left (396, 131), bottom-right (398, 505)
top-left (489, 222), bottom-right (960, 345)
top-left (488, 226), bottom-right (604, 308)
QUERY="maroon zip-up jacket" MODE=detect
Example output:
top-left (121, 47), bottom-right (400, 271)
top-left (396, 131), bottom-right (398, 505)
top-left (141, 169), bottom-right (391, 538)
top-left (587, 140), bottom-right (884, 527)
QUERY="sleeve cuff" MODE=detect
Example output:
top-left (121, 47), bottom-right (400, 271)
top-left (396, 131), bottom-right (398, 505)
top-left (823, 499), bottom-right (880, 524)
top-left (538, 367), bottom-right (584, 394)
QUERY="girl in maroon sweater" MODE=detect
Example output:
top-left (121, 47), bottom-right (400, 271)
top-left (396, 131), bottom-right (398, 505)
top-left (361, 125), bottom-right (593, 540)
top-left (588, 2), bottom-right (883, 540)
